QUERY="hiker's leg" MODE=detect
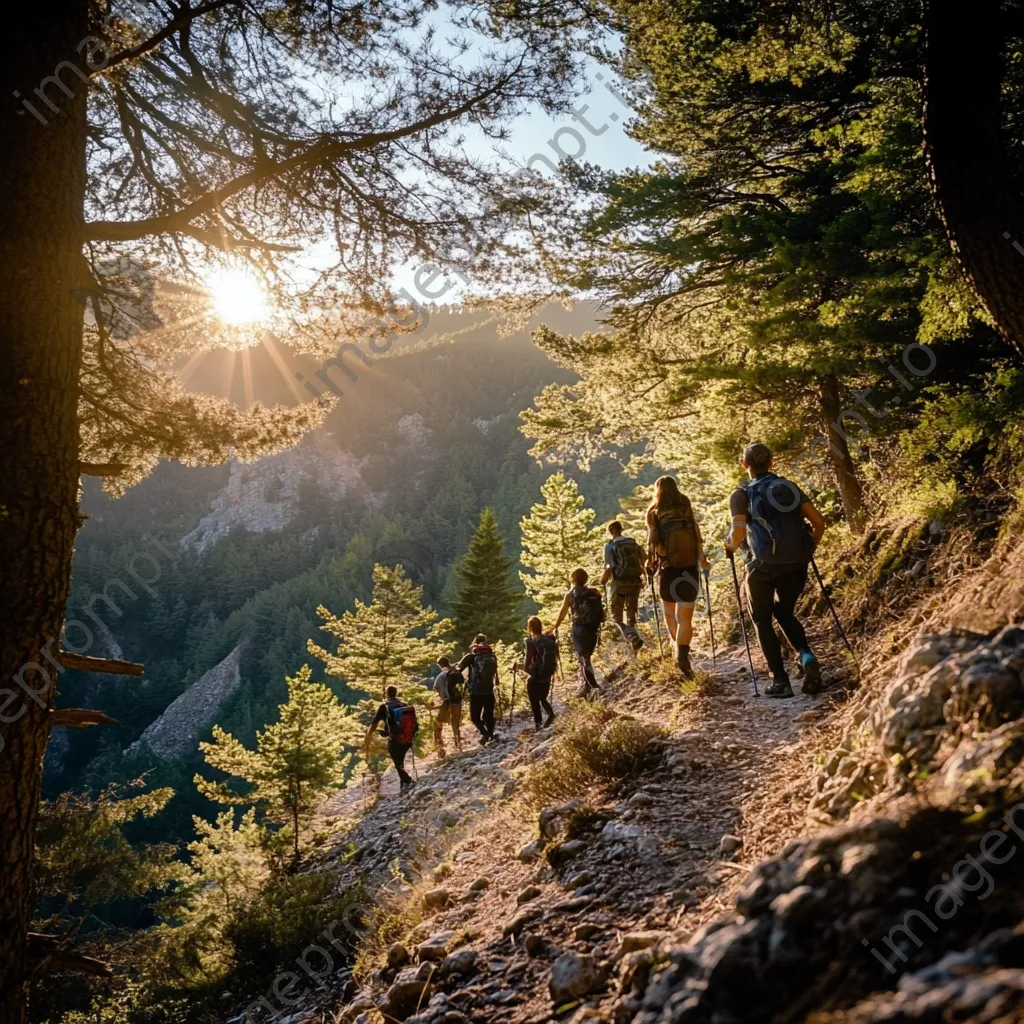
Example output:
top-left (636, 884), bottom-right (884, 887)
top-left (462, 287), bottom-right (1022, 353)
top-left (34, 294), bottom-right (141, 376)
top-left (482, 694), bottom-right (496, 738)
top-left (527, 677), bottom-right (543, 726)
top-left (624, 586), bottom-right (640, 627)
top-left (389, 740), bottom-right (413, 786)
top-left (747, 568), bottom-right (787, 679)
top-left (611, 583), bottom-right (626, 625)
top-left (581, 653), bottom-right (598, 689)
top-left (469, 695), bottom-right (486, 737)
top-left (772, 565), bottom-right (811, 652)
top-left (433, 710), bottom-right (445, 752)
top-left (662, 600), bottom-right (679, 643)
top-left (451, 703), bottom-right (462, 748)
top-left (676, 602), bottom-right (696, 646)
top-left (539, 676), bottom-right (555, 720)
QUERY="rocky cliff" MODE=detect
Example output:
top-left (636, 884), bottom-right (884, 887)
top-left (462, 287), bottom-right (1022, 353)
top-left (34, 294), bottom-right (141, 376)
top-left (182, 438), bottom-right (364, 553)
top-left (128, 643), bottom-right (244, 760)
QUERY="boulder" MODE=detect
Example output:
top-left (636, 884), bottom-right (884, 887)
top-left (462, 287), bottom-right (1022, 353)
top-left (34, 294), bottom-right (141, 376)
top-left (416, 931), bottom-right (455, 963)
top-left (438, 949), bottom-right (478, 980)
top-left (517, 885), bottom-right (542, 904)
top-left (549, 952), bottom-right (607, 1005)
top-left (617, 932), bottom-right (663, 957)
top-left (376, 963), bottom-right (435, 1021)
top-left (387, 943), bottom-right (410, 969)
top-left (423, 888), bottom-right (451, 910)
top-left (540, 800), bottom-right (582, 839)
top-left (518, 839), bottom-right (546, 863)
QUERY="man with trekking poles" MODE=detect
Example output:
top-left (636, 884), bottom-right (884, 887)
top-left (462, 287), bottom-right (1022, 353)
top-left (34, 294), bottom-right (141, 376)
top-left (602, 521), bottom-right (646, 652)
top-left (724, 442), bottom-right (827, 698)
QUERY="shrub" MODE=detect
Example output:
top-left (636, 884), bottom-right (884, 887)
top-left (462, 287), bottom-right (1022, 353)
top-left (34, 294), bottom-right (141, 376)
top-left (524, 701), bottom-right (662, 806)
top-left (223, 872), bottom-right (364, 989)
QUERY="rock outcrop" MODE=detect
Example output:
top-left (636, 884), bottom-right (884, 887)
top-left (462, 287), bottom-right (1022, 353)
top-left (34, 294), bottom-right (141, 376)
top-left (182, 437), bottom-right (363, 553)
top-left (127, 644), bottom-right (244, 759)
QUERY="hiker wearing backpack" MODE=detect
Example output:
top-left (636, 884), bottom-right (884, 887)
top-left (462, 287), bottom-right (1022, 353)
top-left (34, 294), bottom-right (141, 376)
top-left (516, 616), bottom-right (557, 730)
top-left (724, 441), bottom-right (827, 698)
top-left (601, 521), bottom-right (646, 652)
top-left (646, 475), bottom-right (709, 679)
top-left (433, 657), bottom-right (464, 754)
top-left (552, 568), bottom-right (603, 697)
top-left (458, 634), bottom-right (498, 745)
top-left (366, 685), bottom-right (418, 792)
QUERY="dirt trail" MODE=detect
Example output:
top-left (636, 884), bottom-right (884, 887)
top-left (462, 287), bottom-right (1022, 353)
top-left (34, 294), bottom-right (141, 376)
top-left (293, 637), bottom-right (839, 1024)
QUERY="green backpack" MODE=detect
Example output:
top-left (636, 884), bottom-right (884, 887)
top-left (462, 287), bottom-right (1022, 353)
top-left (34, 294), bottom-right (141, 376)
top-left (610, 536), bottom-right (644, 581)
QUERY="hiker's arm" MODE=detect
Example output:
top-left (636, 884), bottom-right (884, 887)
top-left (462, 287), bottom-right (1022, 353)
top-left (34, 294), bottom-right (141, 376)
top-left (724, 489), bottom-right (748, 554)
top-left (552, 593), bottom-right (571, 631)
top-left (696, 522), bottom-right (710, 570)
top-left (457, 653), bottom-right (473, 671)
top-left (600, 542), bottom-right (613, 585)
top-left (802, 500), bottom-right (826, 546)
top-left (600, 566), bottom-right (612, 585)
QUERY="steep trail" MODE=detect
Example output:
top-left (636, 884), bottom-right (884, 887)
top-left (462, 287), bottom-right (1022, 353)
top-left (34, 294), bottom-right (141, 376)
top-left (284, 640), bottom-right (840, 1024)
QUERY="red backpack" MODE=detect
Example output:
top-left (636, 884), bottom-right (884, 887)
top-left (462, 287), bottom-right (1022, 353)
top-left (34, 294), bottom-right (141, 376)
top-left (389, 701), bottom-right (418, 745)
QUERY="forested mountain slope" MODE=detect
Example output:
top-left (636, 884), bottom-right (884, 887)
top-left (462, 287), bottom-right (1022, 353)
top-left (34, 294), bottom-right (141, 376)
top-left (49, 305), bottom-right (642, 841)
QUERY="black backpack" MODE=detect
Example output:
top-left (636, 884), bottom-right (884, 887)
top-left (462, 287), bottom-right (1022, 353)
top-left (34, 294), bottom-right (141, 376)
top-left (528, 634), bottom-right (559, 678)
top-left (609, 536), bottom-right (643, 581)
top-left (445, 667), bottom-right (465, 704)
top-left (469, 650), bottom-right (498, 694)
top-left (572, 587), bottom-right (605, 631)
top-left (743, 473), bottom-right (814, 568)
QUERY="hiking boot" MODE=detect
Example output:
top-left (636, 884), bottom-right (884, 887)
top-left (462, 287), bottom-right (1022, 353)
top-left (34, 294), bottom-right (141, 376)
top-left (629, 632), bottom-right (644, 652)
top-left (764, 677), bottom-right (794, 698)
top-left (676, 644), bottom-right (694, 680)
top-left (542, 712), bottom-right (556, 728)
top-left (478, 734), bottom-right (489, 747)
top-left (799, 650), bottom-right (823, 694)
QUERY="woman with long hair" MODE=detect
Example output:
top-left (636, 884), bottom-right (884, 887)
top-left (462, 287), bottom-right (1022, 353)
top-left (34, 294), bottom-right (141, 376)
top-left (646, 475), bottom-right (709, 678)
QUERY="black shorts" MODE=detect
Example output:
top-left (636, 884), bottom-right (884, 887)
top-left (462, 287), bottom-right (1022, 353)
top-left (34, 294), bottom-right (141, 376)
top-left (659, 565), bottom-right (699, 604)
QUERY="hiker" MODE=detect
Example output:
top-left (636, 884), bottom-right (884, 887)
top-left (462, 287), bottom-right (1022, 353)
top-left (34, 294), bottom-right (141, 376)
top-left (552, 568), bottom-right (603, 697)
top-left (724, 441), bottom-right (827, 698)
top-left (458, 634), bottom-right (498, 745)
top-left (601, 520), bottom-right (646, 652)
top-left (646, 475), bottom-right (709, 679)
top-left (433, 657), bottom-right (464, 754)
top-left (516, 616), bottom-right (557, 729)
top-left (366, 685), bottom-right (418, 792)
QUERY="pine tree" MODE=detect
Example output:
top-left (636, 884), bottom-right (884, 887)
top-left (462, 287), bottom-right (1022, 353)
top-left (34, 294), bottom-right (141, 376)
top-left (194, 665), bottom-right (352, 866)
top-left (519, 472), bottom-right (598, 621)
top-left (309, 564), bottom-right (452, 711)
top-left (451, 508), bottom-right (523, 648)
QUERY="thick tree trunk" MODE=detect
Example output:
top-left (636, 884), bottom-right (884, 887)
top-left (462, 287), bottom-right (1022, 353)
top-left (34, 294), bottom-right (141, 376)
top-left (818, 373), bottom-right (867, 533)
top-left (923, 2), bottom-right (1024, 358)
top-left (0, 3), bottom-right (89, 1022)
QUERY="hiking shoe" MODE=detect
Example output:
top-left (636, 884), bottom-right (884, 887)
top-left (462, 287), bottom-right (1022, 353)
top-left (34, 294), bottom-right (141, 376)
top-left (676, 644), bottom-right (694, 680)
top-left (764, 678), bottom-right (794, 698)
top-left (542, 713), bottom-right (556, 728)
top-left (629, 634), bottom-right (644, 652)
top-left (478, 735), bottom-right (489, 747)
top-left (799, 651), bottom-right (823, 694)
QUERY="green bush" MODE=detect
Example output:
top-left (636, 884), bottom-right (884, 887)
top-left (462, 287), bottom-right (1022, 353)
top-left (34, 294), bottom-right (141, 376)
top-left (223, 873), bottom-right (364, 988)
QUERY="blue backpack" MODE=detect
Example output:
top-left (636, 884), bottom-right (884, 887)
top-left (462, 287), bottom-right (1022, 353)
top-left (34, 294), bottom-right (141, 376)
top-left (743, 474), bottom-right (814, 568)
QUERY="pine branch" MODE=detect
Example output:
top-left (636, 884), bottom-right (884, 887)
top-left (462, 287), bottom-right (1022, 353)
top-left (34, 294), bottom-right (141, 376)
top-left (50, 709), bottom-right (117, 728)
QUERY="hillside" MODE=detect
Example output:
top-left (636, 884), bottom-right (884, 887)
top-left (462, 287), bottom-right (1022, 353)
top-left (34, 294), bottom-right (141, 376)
top-left (47, 305), bottom-right (645, 835)
top-left (224, 533), bottom-right (1024, 1024)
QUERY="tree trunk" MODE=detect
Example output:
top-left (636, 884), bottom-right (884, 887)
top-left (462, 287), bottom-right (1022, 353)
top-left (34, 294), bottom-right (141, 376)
top-left (923, 2), bottom-right (1024, 358)
top-left (0, 3), bottom-right (89, 1022)
top-left (818, 373), bottom-right (867, 533)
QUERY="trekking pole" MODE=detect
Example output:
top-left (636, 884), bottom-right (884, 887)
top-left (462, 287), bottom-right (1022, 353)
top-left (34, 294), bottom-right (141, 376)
top-left (647, 569), bottom-right (665, 657)
top-left (703, 568), bottom-right (717, 670)
top-left (727, 550), bottom-right (759, 697)
top-left (509, 665), bottom-right (517, 727)
top-left (810, 556), bottom-right (858, 661)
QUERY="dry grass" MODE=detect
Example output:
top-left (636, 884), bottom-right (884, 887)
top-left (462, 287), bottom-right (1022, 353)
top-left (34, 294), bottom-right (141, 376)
top-left (523, 700), bottom-right (664, 807)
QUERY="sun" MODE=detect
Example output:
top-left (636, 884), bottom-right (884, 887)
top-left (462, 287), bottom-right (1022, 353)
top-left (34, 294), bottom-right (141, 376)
top-left (207, 268), bottom-right (270, 325)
